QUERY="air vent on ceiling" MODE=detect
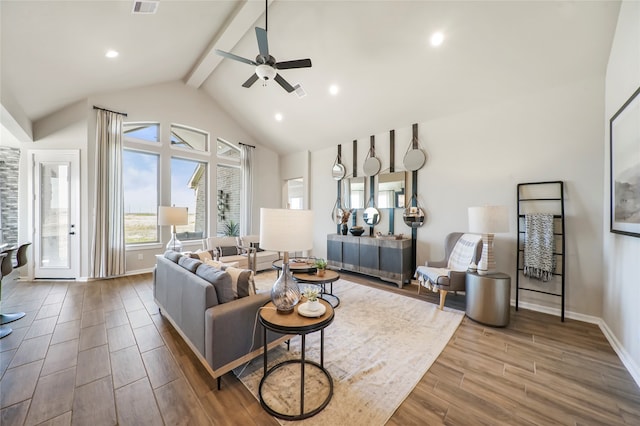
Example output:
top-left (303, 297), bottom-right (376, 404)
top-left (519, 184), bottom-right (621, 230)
top-left (132, 0), bottom-right (159, 14)
top-left (293, 84), bottom-right (307, 99)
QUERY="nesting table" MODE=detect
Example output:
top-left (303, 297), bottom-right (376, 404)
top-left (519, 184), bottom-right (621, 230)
top-left (259, 300), bottom-right (334, 420)
top-left (293, 270), bottom-right (341, 308)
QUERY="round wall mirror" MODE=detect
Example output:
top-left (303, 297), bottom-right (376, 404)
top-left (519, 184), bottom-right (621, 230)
top-left (403, 206), bottom-right (426, 228)
top-left (363, 157), bottom-right (381, 176)
top-left (363, 207), bottom-right (381, 226)
top-left (403, 148), bottom-right (426, 171)
top-left (332, 163), bottom-right (346, 180)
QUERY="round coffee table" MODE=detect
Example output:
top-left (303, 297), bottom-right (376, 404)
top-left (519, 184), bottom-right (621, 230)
top-left (259, 300), bottom-right (334, 420)
top-left (272, 259), bottom-right (316, 277)
top-left (293, 270), bottom-right (341, 308)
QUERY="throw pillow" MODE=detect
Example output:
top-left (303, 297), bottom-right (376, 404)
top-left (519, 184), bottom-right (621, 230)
top-left (191, 249), bottom-right (213, 261)
top-left (224, 266), bottom-right (256, 298)
top-left (178, 256), bottom-right (202, 273)
top-left (250, 242), bottom-right (265, 252)
top-left (195, 265), bottom-right (235, 304)
top-left (164, 251), bottom-right (182, 263)
top-left (218, 246), bottom-right (239, 257)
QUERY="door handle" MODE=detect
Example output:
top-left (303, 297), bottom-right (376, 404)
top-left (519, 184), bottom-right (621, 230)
top-left (69, 232), bottom-right (76, 235)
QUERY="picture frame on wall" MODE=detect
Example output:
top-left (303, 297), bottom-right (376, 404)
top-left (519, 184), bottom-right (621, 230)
top-left (610, 85), bottom-right (640, 238)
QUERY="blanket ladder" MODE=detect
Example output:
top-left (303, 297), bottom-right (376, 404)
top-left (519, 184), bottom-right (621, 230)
top-left (516, 181), bottom-right (566, 321)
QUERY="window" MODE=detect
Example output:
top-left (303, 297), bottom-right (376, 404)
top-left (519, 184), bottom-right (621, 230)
top-left (287, 178), bottom-right (304, 209)
top-left (217, 139), bottom-right (240, 159)
top-left (171, 124), bottom-right (208, 152)
top-left (123, 150), bottom-right (159, 244)
top-left (123, 122), bottom-right (159, 143)
top-left (216, 165), bottom-right (240, 236)
top-left (171, 157), bottom-right (207, 240)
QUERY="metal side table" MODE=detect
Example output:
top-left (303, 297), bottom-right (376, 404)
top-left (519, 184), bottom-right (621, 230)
top-left (465, 271), bottom-right (511, 327)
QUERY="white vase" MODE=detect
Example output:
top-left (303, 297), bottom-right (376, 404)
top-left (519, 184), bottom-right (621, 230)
top-left (307, 299), bottom-right (320, 311)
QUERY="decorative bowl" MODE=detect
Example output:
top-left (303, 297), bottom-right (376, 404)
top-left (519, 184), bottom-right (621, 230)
top-left (349, 227), bottom-right (365, 236)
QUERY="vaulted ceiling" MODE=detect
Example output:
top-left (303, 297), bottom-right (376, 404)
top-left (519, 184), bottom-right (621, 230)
top-left (0, 1), bottom-right (621, 154)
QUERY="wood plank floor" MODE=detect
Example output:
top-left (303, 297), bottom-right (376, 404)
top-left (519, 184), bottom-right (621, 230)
top-left (1, 271), bottom-right (638, 425)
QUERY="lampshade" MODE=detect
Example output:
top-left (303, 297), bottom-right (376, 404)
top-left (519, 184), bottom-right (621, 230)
top-left (468, 206), bottom-right (509, 234)
top-left (259, 208), bottom-right (314, 253)
top-left (259, 208), bottom-right (314, 314)
top-left (158, 206), bottom-right (188, 226)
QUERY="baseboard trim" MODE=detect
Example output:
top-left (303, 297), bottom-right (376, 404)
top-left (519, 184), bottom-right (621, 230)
top-left (511, 299), bottom-right (640, 387)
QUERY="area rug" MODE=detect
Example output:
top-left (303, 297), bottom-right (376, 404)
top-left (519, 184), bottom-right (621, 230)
top-left (236, 277), bottom-right (464, 425)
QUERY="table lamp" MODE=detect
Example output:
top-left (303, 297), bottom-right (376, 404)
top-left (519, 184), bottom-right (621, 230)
top-left (260, 208), bottom-right (314, 314)
top-left (158, 206), bottom-right (188, 252)
top-left (468, 205), bottom-right (509, 275)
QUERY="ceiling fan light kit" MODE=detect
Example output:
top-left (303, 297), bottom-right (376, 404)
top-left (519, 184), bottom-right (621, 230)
top-left (256, 64), bottom-right (277, 81)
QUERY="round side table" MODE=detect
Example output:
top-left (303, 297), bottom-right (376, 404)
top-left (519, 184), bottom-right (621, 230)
top-left (293, 270), bottom-right (341, 308)
top-left (465, 271), bottom-right (511, 327)
top-left (259, 300), bottom-right (334, 420)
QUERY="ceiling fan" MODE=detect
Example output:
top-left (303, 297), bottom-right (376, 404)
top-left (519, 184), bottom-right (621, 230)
top-left (214, 1), bottom-right (312, 93)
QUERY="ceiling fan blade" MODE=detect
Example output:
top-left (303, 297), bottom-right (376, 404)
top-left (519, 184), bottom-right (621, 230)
top-left (242, 73), bottom-right (259, 88)
top-left (274, 74), bottom-right (295, 93)
top-left (255, 27), bottom-right (269, 59)
top-left (276, 59), bottom-right (312, 70)
top-left (215, 49), bottom-right (257, 66)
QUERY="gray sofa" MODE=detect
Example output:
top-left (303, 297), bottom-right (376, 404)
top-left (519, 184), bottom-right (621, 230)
top-left (153, 252), bottom-right (286, 388)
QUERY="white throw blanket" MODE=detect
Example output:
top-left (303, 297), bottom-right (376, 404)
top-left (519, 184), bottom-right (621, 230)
top-left (524, 213), bottom-right (555, 282)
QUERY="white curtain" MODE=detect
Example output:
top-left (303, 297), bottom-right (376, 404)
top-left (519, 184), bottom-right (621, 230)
top-left (90, 109), bottom-right (125, 278)
top-left (240, 143), bottom-right (255, 236)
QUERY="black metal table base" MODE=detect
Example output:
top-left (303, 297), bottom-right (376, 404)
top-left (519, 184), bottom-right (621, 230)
top-left (0, 312), bottom-right (26, 325)
top-left (320, 292), bottom-right (340, 308)
top-left (259, 358), bottom-right (333, 420)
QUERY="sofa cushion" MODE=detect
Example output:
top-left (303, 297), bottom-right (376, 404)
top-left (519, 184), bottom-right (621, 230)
top-left (195, 264), bottom-right (235, 304)
top-left (178, 256), bottom-right (202, 273)
top-left (164, 250), bottom-right (182, 263)
top-left (224, 266), bottom-right (256, 298)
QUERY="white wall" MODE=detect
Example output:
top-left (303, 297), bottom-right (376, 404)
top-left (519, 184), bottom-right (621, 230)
top-left (603, 0), bottom-right (640, 383)
top-left (17, 81), bottom-right (281, 277)
top-left (309, 75), bottom-right (605, 318)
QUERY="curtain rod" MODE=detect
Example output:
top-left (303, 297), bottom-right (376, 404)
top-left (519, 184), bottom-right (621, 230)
top-left (93, 105), bottom-right (128, 117)
top-left (239, 142), bottom-right (256, 148)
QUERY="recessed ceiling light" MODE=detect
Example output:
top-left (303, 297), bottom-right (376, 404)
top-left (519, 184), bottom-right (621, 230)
top-left (275, 113), bottom-right (283, 122)
top-left (329, 85), bottom-right (340, 96)
top-left (430, 32), bottom-right (444, 47)
top-left (105, 50), bottom-right (119, 58)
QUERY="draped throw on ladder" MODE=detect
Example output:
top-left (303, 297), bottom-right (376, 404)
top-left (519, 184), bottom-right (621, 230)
top-left (523, 213), bottom-right (555, 282)
top-left (240, 143), bottom-right (255, 236)
top-left (91, 109), bottom-right (126, 278)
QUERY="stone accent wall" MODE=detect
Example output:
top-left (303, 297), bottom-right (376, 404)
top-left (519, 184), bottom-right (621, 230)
top-left (0, 147), bottom-right (20, 245)
top-left (216, 165), bottom-right (240, 236)
top-left (194, 174), bottom-right (206, 236)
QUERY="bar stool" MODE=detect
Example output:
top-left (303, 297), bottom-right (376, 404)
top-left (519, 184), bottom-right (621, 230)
top-left (0, 247), bottom-right (25, 339)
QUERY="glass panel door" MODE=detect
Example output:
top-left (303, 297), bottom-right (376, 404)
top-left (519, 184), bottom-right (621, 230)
top-left (32, 150), bottom-right (79, 279)
top-left (40, 162), bottom-right (70, 269)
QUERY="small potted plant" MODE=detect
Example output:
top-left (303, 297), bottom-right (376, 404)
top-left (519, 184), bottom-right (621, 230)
top-left (302, 287), bottom-right (321, 311)
top-left (314, 258), bottom-right (327, 277)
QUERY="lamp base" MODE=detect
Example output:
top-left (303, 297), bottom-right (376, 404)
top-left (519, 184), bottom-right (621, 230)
top-left (166, 233), bottom-right (183, 252)
top-left (477, 233), bottom-right (496, 276)
top-left (271, 255), bottom-right (300, 314)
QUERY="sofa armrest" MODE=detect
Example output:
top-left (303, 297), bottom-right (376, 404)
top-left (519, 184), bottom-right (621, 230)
top-left (205, 293), bottom-right (277, 371)
top-left (446, 270), bottom-right (467, 291)
top-left (425, 259), bottom-right (447, 268)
